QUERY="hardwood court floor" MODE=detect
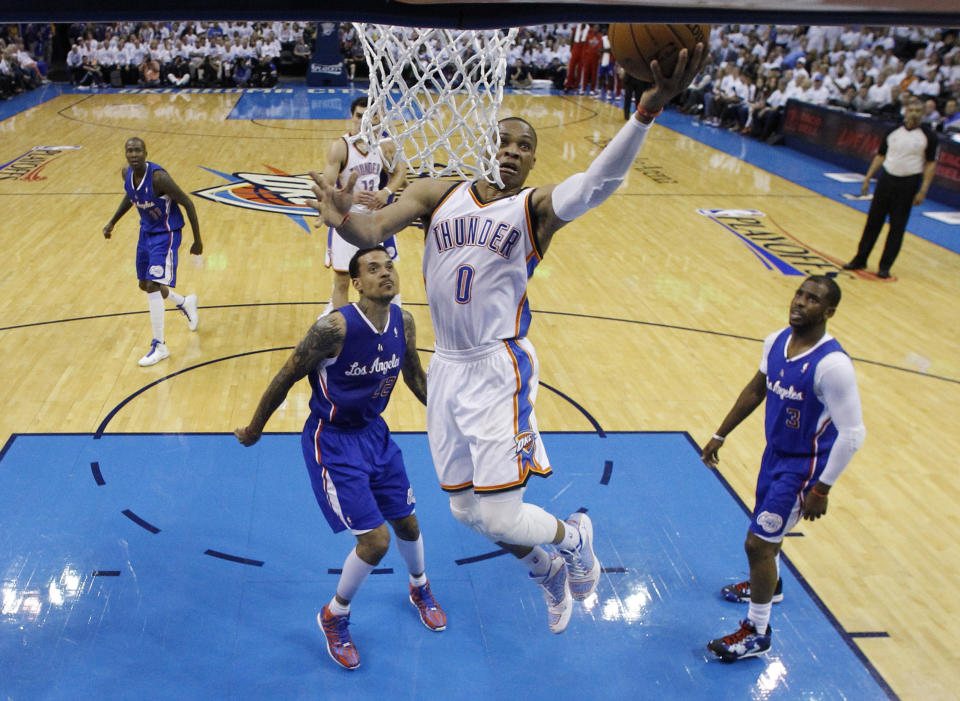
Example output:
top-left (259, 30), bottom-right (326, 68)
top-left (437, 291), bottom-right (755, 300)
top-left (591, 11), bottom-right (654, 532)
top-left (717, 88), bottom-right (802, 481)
top-left (1, 87), bottom-right (958, 700)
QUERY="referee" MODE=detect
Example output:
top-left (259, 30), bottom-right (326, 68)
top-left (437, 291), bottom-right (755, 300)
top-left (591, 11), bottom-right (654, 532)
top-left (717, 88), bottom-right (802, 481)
top-left (843, 97), bottom-right (938, 279)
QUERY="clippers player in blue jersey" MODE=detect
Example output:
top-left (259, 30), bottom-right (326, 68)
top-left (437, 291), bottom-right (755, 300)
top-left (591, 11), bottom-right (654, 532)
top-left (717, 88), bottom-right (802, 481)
top-left (234, 246), bottom-right (444, 671)
top-left (702, 276), bottom-right (865, 662)
top-left (103, 137), bottom-right (202, 366)
top-left (309, 46), bottom-right (707, 633)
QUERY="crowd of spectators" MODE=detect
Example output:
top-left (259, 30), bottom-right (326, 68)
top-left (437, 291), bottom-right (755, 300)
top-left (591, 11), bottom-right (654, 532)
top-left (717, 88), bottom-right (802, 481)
top-left (336, 22), bottom-right (959, 137)
top-left (674, 24), bottom-right (960, 139)
top-left (63, 21), bottom-right (315, 89)
top-left (6, 18), bottom-right (960, 141)
top-left (1, 25), bottom-right (52, 99)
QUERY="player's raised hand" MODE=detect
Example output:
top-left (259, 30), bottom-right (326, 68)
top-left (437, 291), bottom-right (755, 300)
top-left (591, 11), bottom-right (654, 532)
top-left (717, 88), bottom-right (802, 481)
top-left (642, 43), bottom-right (706, 110)
top-left (308, 170), bottom-right (356, 228)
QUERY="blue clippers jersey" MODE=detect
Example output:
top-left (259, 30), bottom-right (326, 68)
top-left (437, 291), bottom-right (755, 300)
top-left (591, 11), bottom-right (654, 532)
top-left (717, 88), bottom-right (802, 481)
top-left (124, 161), bottom-right (185, 235)
top-left (307, 304), bottom-right (406, 429)
top-left (764, 328), bottom-right (845, 456)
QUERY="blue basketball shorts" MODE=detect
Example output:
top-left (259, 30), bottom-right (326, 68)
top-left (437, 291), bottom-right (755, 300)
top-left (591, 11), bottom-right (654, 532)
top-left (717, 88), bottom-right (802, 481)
top-left (136, 229), bottom-right (181, 286)
top-left (301, 415), bottom-right (415, 534)
top-left (750, 445), bottom-right (829, 542)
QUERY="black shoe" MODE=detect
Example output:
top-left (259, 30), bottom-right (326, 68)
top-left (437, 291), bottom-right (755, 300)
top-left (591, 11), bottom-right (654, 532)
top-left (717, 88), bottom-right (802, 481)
top-left (877, 269), bottom-right (891, 279)
top-left (842, 260), bottom-right (865, 270)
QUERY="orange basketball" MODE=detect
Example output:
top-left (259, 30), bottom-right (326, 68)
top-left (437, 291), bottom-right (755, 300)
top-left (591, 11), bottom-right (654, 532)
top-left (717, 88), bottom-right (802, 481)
top-left (609, 24), bottom-right (710, 82)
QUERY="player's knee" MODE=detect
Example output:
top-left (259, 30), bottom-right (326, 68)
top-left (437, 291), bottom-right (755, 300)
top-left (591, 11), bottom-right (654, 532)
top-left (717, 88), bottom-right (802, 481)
top-left (390, 514), bottom-right (420, 541)
top-left (476, 503), bottom-right (519, 543)
top-left (449, 492), bottom-right (484, 534)
top-left (356, 525), bottom-right (390, 564)
top-left (744, 532), bottom-right (778, 562)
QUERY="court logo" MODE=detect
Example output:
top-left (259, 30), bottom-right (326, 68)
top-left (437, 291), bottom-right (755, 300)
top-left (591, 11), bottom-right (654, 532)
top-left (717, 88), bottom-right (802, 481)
top-left (0, 145), bottom-right (82, 181)
top-left (698, 209), bottom-right (847, 277)
top-left (194, 166), bottom-right (319, 232)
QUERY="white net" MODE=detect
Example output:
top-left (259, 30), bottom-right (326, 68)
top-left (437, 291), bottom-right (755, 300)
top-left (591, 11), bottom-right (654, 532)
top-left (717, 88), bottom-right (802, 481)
top-left (354, 24), bottom-right (519, 187)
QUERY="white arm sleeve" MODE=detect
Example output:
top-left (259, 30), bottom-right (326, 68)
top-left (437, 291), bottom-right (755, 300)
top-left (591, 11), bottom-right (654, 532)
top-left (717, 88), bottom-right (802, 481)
top-left (551, 116), bottom-right (652, 222)
top-left (815, 352), bottom-right (865, 485)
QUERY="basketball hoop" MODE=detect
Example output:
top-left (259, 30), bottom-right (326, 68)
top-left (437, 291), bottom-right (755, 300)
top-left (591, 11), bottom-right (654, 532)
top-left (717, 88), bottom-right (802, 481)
top-left (354, 24), bottom-right (519, 187)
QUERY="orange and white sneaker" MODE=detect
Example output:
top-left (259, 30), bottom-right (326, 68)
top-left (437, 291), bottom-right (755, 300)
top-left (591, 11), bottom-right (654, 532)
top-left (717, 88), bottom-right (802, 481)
top-left (317, 604), bottom-right (360, 670)
top-left (559, 512), bottom-right (601, 601)
top-left (531, 550), bottom-right (572, 634)
top-left (409, 581), bottom-right (447, 631)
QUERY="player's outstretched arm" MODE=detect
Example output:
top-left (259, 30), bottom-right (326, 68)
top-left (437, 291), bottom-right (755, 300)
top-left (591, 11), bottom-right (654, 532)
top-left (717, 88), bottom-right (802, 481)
top-left (701, 370), bottom-right (767, 467)
top-left (308, 173), bottom-right (446, 249)
top-left (399, 309), bottom-right (427, 406)
top-left (530, 44), bottom-right (707, 254)
top-left (235, 313), bottom-right (346, 446)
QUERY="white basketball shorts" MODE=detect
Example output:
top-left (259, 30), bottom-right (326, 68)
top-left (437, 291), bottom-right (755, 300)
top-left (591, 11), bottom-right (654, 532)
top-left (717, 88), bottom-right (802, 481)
top-left (427, 338), bottom-right (552, 493)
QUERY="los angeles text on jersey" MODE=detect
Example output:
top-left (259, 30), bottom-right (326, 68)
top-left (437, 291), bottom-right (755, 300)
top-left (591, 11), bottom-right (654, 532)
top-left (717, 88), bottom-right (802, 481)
top-left (430, 216), bottom-right (523, 259)
top-left (767, 378), bottom-right (804, 401)
top-left (698, 209), bottom-right (846, 277)
top-left (344, 354), bottom-right (400, 377)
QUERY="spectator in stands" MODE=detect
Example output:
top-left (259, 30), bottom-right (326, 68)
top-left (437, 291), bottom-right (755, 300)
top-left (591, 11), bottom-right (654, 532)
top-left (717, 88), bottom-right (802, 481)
top-left (678, 66), bottom-right (713, 115)
top-left (166, 54), bottom-right (190, 87)
top-left (293, 35), bottom-right (312, 75)
top-left (66, 41), bottom-right (84, 84)
top-left (198, 53), bottom-right (222, 87)
top-left (851, 84), bottom-right (878, 114)
top-left (252, 55), bottom-right (278, 87)
top-left (233, 57), bottom-right (252, 87)
top-left (139, 55), bottom-right (161, 88)
top-left (802, 73), bottom-right (831, 105)
top-left (830, 85), bottom-right (858, 110)
top-left (77, 53), bottom-right (105, 89)
top-left (921, 98), bottom-right (941, 127)
top-left (942, 98), bottom-right (960, 133)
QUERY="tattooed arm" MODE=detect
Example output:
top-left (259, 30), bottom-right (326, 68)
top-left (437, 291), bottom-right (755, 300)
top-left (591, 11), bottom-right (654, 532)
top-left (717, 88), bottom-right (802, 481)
top-left (399, 309), bottom-right (427, 406)
top-left (234, 313), bottom-right (346, 446)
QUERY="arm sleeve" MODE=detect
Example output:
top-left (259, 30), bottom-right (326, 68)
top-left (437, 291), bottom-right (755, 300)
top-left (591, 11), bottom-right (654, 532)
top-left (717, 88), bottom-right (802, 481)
top-left (815, 352), bottom-right (865, 485)
top-left (550, 117), bottom-right (652, 222)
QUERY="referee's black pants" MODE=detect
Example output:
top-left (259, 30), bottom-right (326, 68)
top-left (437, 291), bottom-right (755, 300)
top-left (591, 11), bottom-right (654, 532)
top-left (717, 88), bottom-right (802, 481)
top-left (852, 169), bottom-right (921, 272)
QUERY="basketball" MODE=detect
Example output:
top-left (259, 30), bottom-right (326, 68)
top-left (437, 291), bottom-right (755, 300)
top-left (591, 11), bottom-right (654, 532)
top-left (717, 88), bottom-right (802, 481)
top-left (609, 24), bottom-right (711, 82)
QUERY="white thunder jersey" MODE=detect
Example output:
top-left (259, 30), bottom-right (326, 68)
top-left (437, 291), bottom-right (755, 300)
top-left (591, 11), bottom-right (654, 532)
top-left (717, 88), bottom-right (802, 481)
top-left (339, 134), bottom-right (382, 205)
top-left (423, 182), bottom-right (540, 350)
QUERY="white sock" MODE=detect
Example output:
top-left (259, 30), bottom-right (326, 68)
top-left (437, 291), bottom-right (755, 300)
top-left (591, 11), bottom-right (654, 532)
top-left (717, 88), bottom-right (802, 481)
top-left (395, 534), bottom-right (426, 585)
top-left (327, 595), bottom-right (350, 616)
top-left (558, 520), bottom-right (581, 551)
top-left (335, 547), bottom-right (376, 604)
top-left (167, 290), bottom-right (185, 306)
top-left (774, 553), bottom-right (781, 581)
top-left (146, 291), bottom-right (165, 342)
top-left (747, 601), bottom-right (772, 633)
top-left (521, 545), bottom-right (552, 577)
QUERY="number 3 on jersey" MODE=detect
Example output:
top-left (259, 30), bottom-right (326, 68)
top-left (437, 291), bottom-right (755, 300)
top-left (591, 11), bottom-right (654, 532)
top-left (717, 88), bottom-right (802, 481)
top-left (455, 264), bottom-right (475, 304)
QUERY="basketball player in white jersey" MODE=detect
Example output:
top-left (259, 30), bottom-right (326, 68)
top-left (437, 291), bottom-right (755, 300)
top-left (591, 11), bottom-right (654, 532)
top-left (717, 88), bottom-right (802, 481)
top-left (309, 45), bottom-right (705, 633)
top-left (322, 97), bottom-right (407, 315)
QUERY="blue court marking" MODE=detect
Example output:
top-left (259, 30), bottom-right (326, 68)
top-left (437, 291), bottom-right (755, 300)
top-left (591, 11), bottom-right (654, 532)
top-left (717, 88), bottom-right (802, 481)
top-left (204, 549), bottom-right (264, 567)
top-left (0, 431), bottom-right (895, 700)
top-left (655, 108), bottom-right (960, 256)
top-left (228, 87), bottom-right (424, 121)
